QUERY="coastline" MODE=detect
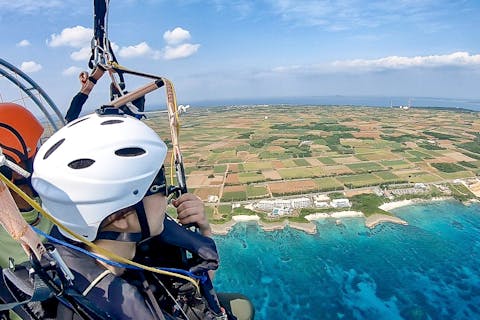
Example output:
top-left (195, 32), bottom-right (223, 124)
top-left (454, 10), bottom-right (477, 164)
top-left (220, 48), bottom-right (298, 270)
top-left (210, 197), bottom-right (459, 235)
top-left (379, 196), bottom-right (453, 211)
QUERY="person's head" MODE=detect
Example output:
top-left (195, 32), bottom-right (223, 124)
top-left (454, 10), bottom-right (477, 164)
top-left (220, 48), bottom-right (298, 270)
top-left (32, 112), bottom-right (168, 242)
top-left (0, 102), bottom-right (43, 184)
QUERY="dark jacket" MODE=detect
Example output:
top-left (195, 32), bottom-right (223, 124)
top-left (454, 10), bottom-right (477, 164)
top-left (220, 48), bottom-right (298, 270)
top-left (55, 243), bottom-right (172, 320)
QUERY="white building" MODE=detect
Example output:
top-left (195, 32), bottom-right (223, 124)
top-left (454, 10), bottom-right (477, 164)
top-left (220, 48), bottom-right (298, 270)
top-left (291, 197), bottom-right (312, 208)
top-left (255, 200), bottom-right (276, 211)
top-left (373, 187), bottom-right (384, 196)
top-left (314, 201), bottom-right (330, 208)
top-left (414, 183), bottom-right (427, 190)
top-left (207, 195), bottom-right (219, 203)
top-left (331, 198), bottom-right (351, 208)
top-left (275, 199), bottom-right (291, 208)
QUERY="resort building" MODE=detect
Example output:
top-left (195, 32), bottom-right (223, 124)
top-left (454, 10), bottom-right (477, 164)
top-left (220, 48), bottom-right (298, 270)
top-left (330, 198), bottom-right (351, 208)
top-left (390, 186), bottom-right (428, 196)
top-left (275, 199), bottom-right (292, 208)
top-left (414, 183), bottom-right (427, 190)
top-left (314, 201), bottom-right (330, 208)
top-left (255, 200), bottom-right (276, 211)
top-left (270, 207), bottom-right (292, 217)
top-left (256, 197), bottom-right (312, 212)
top-left (291, 197), bottom-right (312, 208)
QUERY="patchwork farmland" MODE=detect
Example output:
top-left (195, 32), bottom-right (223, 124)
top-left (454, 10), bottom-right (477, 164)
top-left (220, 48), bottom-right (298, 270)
top-left (145, 105), bottom-right (480, 203)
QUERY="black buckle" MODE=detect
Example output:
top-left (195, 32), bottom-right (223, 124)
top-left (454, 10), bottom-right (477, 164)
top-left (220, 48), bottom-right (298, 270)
top-left (96, 106), bottom-right (124, 116)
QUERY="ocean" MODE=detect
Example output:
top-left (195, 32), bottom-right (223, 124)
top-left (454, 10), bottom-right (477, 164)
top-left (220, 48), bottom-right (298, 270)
top-left (191, 96), bottom-right (480, 112)
top-left (213, 201), bottom-right (480, 320)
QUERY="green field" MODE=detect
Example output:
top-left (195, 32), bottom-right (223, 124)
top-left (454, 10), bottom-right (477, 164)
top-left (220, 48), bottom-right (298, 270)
top-left (145, 105), bottom-right (479, 203)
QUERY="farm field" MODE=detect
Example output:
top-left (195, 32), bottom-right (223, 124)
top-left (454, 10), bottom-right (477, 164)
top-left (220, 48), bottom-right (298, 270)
top-left (145, 105), bottom-right (480, 202)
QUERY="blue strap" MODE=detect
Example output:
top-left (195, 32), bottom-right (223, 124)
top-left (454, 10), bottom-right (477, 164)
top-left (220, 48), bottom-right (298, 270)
top-left (32, 227), bottom-right (207, 282)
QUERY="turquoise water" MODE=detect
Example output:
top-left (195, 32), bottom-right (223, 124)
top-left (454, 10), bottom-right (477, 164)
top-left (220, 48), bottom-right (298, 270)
top-left (213, 201), bottom-right (480, 320)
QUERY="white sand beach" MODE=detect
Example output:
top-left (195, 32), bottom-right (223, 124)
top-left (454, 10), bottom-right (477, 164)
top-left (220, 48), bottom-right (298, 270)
top-left (379, 197), bottom-right (453, 212)
top-left (330, 211), bottom-right (364, 218)
top-left (379, 199), bottom-right (414, 211)
top-left (232, 215), bottom-right (260, 222)
top-left (304, 212), bottom-right (330, 221)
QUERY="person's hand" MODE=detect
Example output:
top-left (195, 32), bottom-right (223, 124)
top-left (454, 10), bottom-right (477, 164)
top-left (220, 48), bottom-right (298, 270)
top-left (172, 193), bottom-right (212, 237)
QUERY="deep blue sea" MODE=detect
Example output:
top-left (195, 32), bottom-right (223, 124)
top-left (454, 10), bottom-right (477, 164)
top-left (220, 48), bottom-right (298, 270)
top-left (213, 201), bottom-right (480, 320)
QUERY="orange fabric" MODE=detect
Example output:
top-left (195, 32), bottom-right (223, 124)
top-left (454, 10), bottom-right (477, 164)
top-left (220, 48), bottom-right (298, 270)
top-left (0, 103), bottom-right (44, 163)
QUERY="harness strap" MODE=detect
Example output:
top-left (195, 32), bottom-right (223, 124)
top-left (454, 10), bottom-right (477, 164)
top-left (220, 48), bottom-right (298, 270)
top-left (139, 272), bottom-right (166, 320)
top-left (0, 267), bottom-right (52, 311)
top-left (0, 264), bottom-right (111, 319)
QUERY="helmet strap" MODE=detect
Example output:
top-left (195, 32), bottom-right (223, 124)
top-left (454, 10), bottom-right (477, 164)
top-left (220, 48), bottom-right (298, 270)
top-left (95, 201), bottom-right (151, 243)
top-left (134, 201), bottom-right (151, 240)
top-left (96, 230), bottom-right (143, 242)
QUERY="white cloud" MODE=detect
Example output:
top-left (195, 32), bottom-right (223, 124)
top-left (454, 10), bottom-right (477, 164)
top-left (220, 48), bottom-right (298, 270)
top-left (332, 52), bottom-right (480, 70)
top-left (118, 42), bottom-right (152, 58)
top-left (20, 61), bottom-right (42, 73)
top-left (70, 47), bottom-right (91, 61)
top-left (163, 27), bottom-right (191, 45)
top-left (163, 43), bottom-right (200, 60)
top-left (267, 52), bottom-right (480, 78)
top-left (47, 26), bottom-right (92, 48)
top-left (62, 66), bottom-right (83, 76)
top-left (16, 40), bottom-right (30, 47)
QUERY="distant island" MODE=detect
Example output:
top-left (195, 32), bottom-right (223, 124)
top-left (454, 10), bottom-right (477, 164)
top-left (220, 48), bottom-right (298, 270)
top-left (147, 104), bottom-right (479, 233)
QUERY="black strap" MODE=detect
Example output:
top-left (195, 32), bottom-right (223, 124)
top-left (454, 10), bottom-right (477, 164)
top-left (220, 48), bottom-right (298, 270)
top-left (0, 267), bottom-right (52, 311)
top-left (0, 265), bottom-right (112, 319)
top-left (145, 166), bottom-right (167, 196)
top-left (134, 201), bottom-right (151, 240)
top-left (96, 231), bottom-right (142, 242)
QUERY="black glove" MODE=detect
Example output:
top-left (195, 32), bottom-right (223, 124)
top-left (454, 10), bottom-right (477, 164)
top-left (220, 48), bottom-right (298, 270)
top-left (158, 216), bottom-right (219, 273)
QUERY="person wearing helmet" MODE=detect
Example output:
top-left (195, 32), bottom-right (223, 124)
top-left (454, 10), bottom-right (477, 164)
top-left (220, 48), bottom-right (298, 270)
top-left (0, 103), bottom-right (53, 268)
top-left (29, 111), bottom-right (252, 319)
top-left (0, 103), bottom-right (55, 320)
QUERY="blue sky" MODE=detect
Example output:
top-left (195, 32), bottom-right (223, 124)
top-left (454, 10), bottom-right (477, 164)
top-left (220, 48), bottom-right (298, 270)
top-left (1, 0), bottom-right (480, 114)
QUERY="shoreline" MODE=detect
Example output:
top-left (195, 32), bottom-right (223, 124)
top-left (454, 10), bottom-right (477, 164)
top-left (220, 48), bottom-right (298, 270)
top-left (210, 197), bottom-right (460, 235)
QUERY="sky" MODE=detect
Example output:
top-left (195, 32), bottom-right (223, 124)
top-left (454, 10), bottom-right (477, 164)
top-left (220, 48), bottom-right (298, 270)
top-left (1, 0), bottom-right (480, 115)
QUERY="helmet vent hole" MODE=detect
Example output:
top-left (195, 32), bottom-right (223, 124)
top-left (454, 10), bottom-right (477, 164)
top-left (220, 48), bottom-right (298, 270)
top-left (115, 147), bottom-right (146, 157)
top-left (68, 159), bottom-right (95, 169)
top-left (43, 139), bottom-right (65, 159)
top-left (101, 120), bottom-right (124, 125)
top-left (67, 117), bottom-right (89, 127)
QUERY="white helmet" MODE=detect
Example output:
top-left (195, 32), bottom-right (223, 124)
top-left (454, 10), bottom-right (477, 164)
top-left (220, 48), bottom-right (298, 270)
top-left (32, 112), bottom-right (167, 241)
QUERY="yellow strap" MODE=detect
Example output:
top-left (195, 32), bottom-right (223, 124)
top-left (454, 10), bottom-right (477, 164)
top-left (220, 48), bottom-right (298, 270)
top-left (0, 172), bottom-right (200, 291)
